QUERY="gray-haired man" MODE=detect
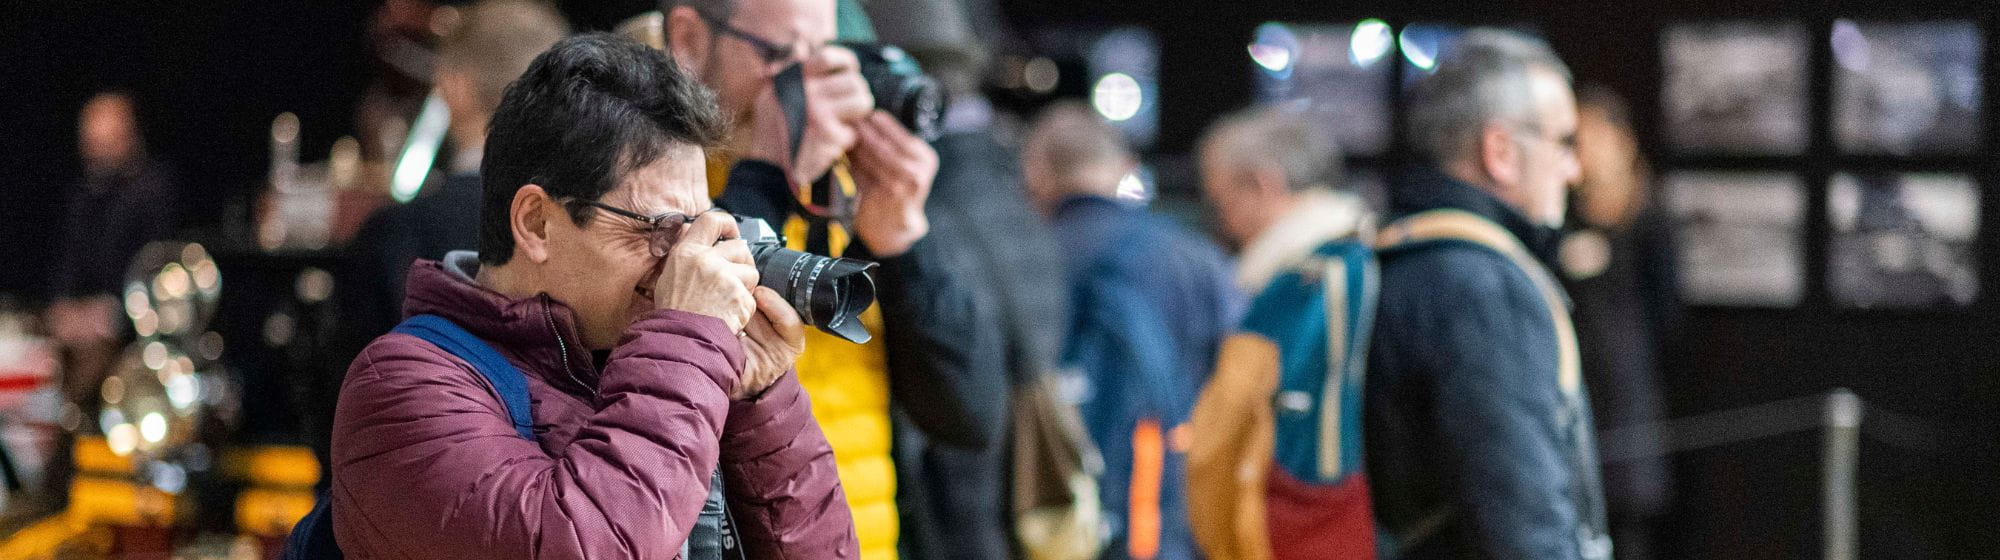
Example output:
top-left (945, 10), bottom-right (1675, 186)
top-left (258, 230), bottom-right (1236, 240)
top-left (1366, 29), bottom-right (1611, 560)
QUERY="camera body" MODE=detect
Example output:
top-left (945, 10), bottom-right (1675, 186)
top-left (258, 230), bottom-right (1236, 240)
top-left (841, 42), bottom-right (946, 142)
top-left (736, 217), bottom-right (879, 344)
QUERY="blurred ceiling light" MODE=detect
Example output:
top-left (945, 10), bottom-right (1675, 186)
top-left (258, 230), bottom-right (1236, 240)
top-left (1400, 28), bottom-right (1438, 72)
top-left (1831, 19), bottom-right (1870, 73)
top-left (1092, 73), bottom-right (1144, 122)
top-left (1351, 19), bottom-right (1394, 67)
top-left (140, 412), bottom-right (168, 444)
top-left (1250, 22), bottom-right (1297, 75)
top-left (107, 423), bottom-right (139, 456)
top-left (391, 91), bottom-right (451, 203)
top-left (1024, 57), bottom-right (1060, 94)
top-left (270, 112), bottom-right (300, 146)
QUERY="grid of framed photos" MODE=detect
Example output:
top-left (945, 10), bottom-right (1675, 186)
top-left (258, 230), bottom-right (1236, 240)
top-left (1661, 19), bottom-right (1987, 309)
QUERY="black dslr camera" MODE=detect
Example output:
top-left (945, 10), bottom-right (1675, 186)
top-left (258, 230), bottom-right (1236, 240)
top-left (736, 217), bottom-right (879, 344)
top-left (841, 42), bottom-right (945, 142)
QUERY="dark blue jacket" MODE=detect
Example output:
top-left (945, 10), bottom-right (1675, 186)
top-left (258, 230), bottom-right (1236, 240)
top-left (1365, 168), bottom-right (1611, 560)
top-left (1052, 195), bottom-right (1242, 560)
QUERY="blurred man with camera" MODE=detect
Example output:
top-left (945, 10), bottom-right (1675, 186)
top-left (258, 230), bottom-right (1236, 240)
top-left (1365, 29), bottom-right (1610, 560)
top-left (660, 2), bottom-right (1009, 558)
top-left (325, 34), bottom-right (855, 559)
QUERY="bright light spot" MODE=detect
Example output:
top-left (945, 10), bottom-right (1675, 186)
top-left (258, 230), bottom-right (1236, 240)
top-left (100, 408), bottom-right (125, 435)
top-left (191, 260), bottom-right (220, 292)
top-left (165, 373), bottom-right (199, 410)
top-left (1248, 44), bottom-right (1292, 72)
top-left (125, 284), bottom-right (151, 320)
top-left (1116, 172), bottom-right (1149, 201)
top-left (1024, 57), bottom-right (1060, 94)
top-left (270, 112), bottom-right (300, 145)
top-left (101, 375), bottom-right (125, 405)
top-left (107, 423), bottom-right (139, 456)
top-left (1401, 29), bottom-right (1437, 71)
top-left (143, 341), bottom-right (169, 370)
top-left (140, 412), bottom-right (168, 444)
top-left (158, 264), bottom-right (190, 298)
top-left (1092, 73), bottom-right (1144, 122)
top-left (1831, 19), bottom-right (1870, 73)
top-left (1351, 19), bottom-right (1394, 67)
top-left (1250, 22), bottom-right (1297, 77)
top-left (391, 92), bottom-right (451, 203)
top-left (149, 462), bottom-right (188, 495)
top-left (134, 311), bottom-right (158, 337)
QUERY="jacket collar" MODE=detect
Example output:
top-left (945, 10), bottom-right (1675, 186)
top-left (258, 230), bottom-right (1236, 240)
top-left (1234, 189), bottom-right (1373, 296)
top-left (1390, 166), bottom-right (1562, 268)
top-left (400, 252), bottom-right (599, 392)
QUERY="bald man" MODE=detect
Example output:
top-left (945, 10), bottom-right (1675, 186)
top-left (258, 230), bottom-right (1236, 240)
top-left (1020, 101), bottom-right (1240, 560)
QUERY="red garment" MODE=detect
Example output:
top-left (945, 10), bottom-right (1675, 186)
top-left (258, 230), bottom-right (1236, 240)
top-left (1264, 468), bottom-right (1375, 560)
top-left (330, 259), bottom-right (856, 559)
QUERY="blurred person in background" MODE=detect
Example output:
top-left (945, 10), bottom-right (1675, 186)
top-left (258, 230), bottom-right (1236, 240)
top-left (1022, 101), bottom-right (1240, 560)
top-left (327, 33), bottom-right (855, 558)
top-left (1187, 105), bottom-right (1379, 560)
top-left (43, 91), bottom-right (179, 496)
top-left (864, 0), bottom-right (1067, 558)
top-left (1562, 85), bottom-right (1678, 560)
top-left (1365, 29), bottom-right (1610, 560)
top-left (318, 0), bottom-right (569, 477)
top-left (659, 1), bottom-right (1010, 558)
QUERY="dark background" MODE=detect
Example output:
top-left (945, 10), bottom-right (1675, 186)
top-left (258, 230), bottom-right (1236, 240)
top-left (2, 0), bottom-right (1997, 557)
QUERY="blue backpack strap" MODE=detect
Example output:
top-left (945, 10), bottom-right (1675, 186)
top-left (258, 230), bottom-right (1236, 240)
top-left (393, 314), bottom-right (536, 441)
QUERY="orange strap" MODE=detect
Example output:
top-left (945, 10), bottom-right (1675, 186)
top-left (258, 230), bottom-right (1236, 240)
top-left (1129, 419), bottom-right (1164, 559)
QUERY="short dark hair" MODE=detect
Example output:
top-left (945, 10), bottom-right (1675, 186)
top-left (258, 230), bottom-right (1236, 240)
top-left (479, 32), bottom-right (727, 265)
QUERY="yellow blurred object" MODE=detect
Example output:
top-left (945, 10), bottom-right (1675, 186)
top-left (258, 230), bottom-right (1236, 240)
top-left (69, 476), bottom-right (176, 526)
top-left (0, 513), bottom-right (104, 560)
top-left (73, 435), bottom-right (135, 475)
top-left (243, 445), bottom-right (321, 488)
top-left (236, 487), bottom-right (318, 537)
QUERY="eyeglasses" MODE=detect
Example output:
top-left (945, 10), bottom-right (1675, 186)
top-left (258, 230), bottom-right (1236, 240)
top-left (696, 11), bottom-right (821, 67)
top-left (1511, 121), bottom-right (1578, 156)
top-left (579, 200), bottom-right (723, 257)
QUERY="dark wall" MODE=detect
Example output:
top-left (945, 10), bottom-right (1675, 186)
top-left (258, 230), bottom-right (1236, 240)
top-left (0, 0), bottom-right (374, 305)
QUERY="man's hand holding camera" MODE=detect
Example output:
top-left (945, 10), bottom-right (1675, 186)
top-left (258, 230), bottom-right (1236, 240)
top-left (743, 45), bottom-right (939, 259)
top-left (652, 211), bottom-right (803, 399)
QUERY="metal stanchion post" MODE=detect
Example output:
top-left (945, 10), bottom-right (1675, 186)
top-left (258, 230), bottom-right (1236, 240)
top-left (1821, 389), bottom-right (1861, 560)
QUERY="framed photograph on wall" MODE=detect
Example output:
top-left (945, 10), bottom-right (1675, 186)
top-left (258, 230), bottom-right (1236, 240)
top-left (1666, 171), bottom-right (1806, 306)
top-left (1662, 22), bottom-right (1811, 155)
top-left (1832, 20), bottom-right (1984, 156)
top-left (1828, 172), bottom-right (1979, 308)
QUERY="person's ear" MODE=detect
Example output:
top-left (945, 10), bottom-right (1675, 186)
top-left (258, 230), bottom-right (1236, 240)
top-left (510, 185), bottom-right (556, 264)
top-left (1248, 164), bottom-right (1289, 199)
top-left (1479, 121), bottom-right (1522, 190)
top-left (664, 6), bottom-right (713, 75)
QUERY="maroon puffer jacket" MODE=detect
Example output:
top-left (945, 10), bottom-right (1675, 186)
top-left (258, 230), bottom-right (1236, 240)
top-left (330, 256), bottom-right (856, 559)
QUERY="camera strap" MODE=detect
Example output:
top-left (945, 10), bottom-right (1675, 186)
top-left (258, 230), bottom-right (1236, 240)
top-left (773, 63), bottom-right (810, 171)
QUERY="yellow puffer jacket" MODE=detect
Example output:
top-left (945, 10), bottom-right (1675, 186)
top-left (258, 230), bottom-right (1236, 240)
top-left (712, 159), bottom-right (899, 560)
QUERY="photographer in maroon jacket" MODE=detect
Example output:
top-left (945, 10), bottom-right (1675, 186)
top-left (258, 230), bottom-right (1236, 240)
top-left (327, 33), bottom-right (856, 559)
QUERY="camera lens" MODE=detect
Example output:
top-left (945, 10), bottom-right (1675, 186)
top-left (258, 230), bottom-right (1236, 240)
top-left (845, 42), bottom-right (946, 142)
top-left (747, 243), bottom-right (879, 344)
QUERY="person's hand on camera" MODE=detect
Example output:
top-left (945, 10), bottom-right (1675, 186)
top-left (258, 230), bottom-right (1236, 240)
top-left (848, 111), bottom-right (937, 257)
top-left (734, 286), bottom-right (805, 399)
top-left (653, 211), bottom-right (760, 333)
top-left (744, 46), bottom-right (874, 186)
